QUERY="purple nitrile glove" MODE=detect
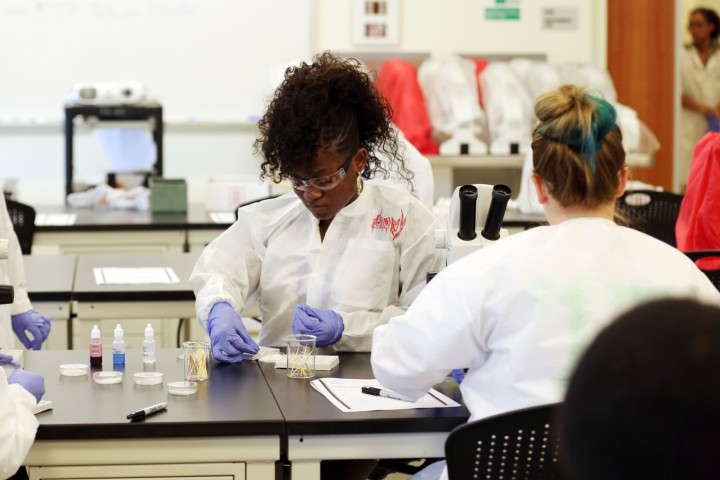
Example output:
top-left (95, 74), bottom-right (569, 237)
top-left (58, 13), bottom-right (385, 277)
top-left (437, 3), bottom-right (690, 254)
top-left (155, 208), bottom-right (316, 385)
top-left (11, 310), bottom-right (51, 350)
top-left (291, 304), bottom-right (344, 347)
top-left (451, 369), bottom-right (466, 384)
top-left (0, 352), bottom-right (20, 368)
top-left (207, 302), bottom-right (259, 363)
top-left (8, 369), bottom-right (45, 403)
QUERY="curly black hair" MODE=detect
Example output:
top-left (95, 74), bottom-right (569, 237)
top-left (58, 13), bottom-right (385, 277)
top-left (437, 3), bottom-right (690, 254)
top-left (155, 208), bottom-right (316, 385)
top-left (254, 51), bottom-right (414, 189)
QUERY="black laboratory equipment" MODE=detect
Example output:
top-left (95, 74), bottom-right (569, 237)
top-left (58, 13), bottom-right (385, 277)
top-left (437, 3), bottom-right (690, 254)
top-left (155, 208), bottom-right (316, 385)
top-left (64, 102), bottom-right (163, 199)
top-left (436, 184), bottom-right (512, 265)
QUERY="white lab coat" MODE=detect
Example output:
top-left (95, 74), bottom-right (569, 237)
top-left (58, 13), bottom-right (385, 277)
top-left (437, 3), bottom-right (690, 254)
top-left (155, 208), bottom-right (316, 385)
top-left (0, 367), bottom-right (38, 478)
top-left (374, 217), bottom-right (720, 416)
top-left (680, 45), bottom-right (720, 187)
top-left (0, 197), bottom-right (33, 350)
top-left (366, 128), bottom-right (435, 209)
top-left (192, 185), bottom-right (444, 351)
top-left (373, 218), bottom-right (720, 480)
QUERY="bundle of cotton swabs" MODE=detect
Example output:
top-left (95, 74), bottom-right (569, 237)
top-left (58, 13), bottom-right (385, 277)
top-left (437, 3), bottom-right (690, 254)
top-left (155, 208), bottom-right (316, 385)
top-left (188, 347), bottom-right (208, 379)
top-left (289, 348), bottom-right (313, 377)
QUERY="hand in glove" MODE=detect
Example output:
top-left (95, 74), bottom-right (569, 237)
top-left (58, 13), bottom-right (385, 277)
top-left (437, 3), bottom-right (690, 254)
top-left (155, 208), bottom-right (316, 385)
top-left (11, 310), bottom-right (51, 350)
top-left (0, 352), bottom-right (20, 368)
top-left (8, 369), bottom-right (45, 403)
top-left (291, 304), bottom-right (344, 347)
top-left (207, 302), bottom-right (259, 363)
top-left (451, 368), bottom-right (466, 384)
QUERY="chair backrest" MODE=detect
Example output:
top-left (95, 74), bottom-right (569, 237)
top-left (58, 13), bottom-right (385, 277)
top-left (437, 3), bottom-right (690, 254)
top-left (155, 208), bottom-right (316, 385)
top-left (685, 250), bottom-right (720, 291)
top-left (235, 194), bottom-right (282, 221)
top-left (5, 199), bottom-right (36, 255)
top-left (445, 403), bottom-right (566, 480)
top-left (616, 190), bottom-right (683, 247)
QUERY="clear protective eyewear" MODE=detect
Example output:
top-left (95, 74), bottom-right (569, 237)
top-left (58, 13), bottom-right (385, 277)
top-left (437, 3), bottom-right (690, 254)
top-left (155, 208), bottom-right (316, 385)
top-left (291, 151), bottom-right (355, 192)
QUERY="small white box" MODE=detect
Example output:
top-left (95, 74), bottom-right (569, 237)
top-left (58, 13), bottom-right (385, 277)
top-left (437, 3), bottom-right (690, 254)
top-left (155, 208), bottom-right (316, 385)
top-left (204, 177), bottom-right (270, 212)
top-left (275, 355), bottom-right (339, 371)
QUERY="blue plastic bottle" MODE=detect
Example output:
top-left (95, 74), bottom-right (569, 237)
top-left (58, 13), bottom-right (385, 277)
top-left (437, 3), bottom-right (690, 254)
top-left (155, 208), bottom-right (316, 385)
top-left (113, 324), bottom-right (126, 365)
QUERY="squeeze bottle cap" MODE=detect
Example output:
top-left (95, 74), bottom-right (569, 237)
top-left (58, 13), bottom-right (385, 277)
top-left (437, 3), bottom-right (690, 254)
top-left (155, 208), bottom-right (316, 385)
top-left (91, 324), bottom-right (101, 339)
top-left (144, 323), bottom-right (154, 338)
top-left (114, 324), bottom-right (123, 338)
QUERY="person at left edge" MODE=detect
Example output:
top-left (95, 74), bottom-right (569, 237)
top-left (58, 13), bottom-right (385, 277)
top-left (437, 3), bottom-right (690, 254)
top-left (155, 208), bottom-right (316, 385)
top-left (0, 196), bottom-right (51, 350)
top-left (191, 52), bottom-right (444, 361)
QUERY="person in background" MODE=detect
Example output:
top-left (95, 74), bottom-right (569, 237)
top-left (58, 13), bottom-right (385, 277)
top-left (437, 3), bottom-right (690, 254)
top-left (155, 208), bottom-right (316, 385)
top-left (366, 125), bottom-right (435, 209)
top-left (191, 51), bottom-right (442, 360)
top-left (0, 352), bottom-right (45, 479)
top-left (371, 84), bottom-right (720, 480)
top-left (0, 196), bottom-right (51, 350)
top-left (676, 131), bottom-right (720, 253)
top-left (560, 297), bottom-right (720, 480)
top-left (680, 7), bottom-right (720, 190)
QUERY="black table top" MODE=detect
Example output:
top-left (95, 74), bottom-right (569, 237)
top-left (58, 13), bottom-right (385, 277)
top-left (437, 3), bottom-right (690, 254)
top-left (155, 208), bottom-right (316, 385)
top-left (259, 352), bottom-right (469, 436)
top-left (72, 252), bottom-right (198, 302)
top-left (26, 349), bottom-right (285, 440)
top-left (35, 203), bottom-right (230, 232)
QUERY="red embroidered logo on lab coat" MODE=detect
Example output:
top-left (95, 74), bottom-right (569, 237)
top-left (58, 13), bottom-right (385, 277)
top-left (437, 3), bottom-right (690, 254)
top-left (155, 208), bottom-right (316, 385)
top-left (371, 210), bottom-right (407, 240)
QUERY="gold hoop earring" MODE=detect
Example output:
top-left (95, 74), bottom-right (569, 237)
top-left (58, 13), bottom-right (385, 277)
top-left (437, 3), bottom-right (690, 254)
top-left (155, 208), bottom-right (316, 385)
top-left (356, 174), bottom-right (364, 195)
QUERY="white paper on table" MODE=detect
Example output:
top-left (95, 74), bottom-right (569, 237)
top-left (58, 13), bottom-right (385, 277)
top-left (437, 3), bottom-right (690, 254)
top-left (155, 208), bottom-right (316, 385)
top-left (93, 267), bottom-right (180, 285)
top-left (35, 213), bottom-right (77, 226)
top-left (209, 211), bottom-right (236, 224)
top-left (310, 378), bottom-right (460, 412)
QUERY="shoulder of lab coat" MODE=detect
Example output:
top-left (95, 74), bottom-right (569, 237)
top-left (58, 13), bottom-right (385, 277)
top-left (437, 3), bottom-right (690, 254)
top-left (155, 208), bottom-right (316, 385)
top-left (366, 128), bottom-right (435, 209)
top-left (191, 193), bottom-right (305, 328)
top-left (0, 368), bottom-right (39, 479)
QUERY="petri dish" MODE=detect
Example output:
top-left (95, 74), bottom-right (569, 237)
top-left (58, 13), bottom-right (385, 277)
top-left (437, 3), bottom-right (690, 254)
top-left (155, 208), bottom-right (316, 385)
top-left (59, 364), bottom-right (89, 377)
top-left (167, 381), bottom-right (198, 396)
top-left (133, 372), bottom-right (164, 386)
top-left (93, 371), bottom-right (123, 385)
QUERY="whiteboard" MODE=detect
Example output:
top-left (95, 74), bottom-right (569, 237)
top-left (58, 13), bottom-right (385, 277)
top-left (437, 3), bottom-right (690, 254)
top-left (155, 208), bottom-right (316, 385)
top-left (0, 0), bottom-right (314, 122)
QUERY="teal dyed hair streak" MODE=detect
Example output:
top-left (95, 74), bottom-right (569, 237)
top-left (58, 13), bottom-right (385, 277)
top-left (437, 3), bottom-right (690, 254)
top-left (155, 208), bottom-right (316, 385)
top-left (538, 92), bottom-right (617, 173)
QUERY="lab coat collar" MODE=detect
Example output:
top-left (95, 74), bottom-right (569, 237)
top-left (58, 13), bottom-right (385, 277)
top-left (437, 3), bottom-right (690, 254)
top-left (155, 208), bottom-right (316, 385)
top-left (334, 185), bottom-right (373, 221)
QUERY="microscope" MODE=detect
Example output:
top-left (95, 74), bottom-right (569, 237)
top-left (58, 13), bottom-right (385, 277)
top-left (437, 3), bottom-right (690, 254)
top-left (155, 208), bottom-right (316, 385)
top-left (436, 184), bottom-right (512, 266)
top-left (0, 239), bottom-right (13, 306)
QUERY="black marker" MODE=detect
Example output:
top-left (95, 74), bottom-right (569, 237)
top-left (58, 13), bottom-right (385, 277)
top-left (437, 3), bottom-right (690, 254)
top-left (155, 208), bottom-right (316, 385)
top-left (127, 401), bottom-right (168, 421)
top-left (361, 386), bottom-right (415, 402)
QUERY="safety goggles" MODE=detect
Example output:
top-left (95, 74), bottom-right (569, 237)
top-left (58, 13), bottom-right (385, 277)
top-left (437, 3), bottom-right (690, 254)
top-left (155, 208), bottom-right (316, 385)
top-left (290, 150), bottom-right (355, 192)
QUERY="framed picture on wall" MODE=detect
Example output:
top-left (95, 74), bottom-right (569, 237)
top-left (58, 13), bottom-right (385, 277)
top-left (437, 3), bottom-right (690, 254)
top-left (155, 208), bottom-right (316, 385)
top-left (351, 0), bottom-right (400, 46)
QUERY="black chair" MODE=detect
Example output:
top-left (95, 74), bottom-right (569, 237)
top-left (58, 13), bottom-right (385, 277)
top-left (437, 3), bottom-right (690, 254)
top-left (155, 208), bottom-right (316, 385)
top-left (616, 190), bottom-right (683, 247)
top-left (5, 199), bottom-right (36, 255)
top-left (445, 403), bottom-right (566, 480)
top-left (685, 250), bottom-right (720, 291)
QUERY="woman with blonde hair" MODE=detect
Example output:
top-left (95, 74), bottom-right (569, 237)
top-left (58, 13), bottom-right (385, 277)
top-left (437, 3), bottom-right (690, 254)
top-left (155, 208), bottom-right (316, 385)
top-left (371, 84), bottom-right (720, 480)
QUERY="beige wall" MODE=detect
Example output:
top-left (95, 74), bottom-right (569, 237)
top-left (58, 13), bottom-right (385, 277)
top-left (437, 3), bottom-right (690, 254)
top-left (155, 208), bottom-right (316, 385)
top-left (316, 0), bottom-right (606, 64)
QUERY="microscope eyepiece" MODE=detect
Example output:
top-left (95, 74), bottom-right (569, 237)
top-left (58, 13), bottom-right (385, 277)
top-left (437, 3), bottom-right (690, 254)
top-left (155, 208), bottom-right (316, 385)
top-left (457, 185), bottom-right (478, 241)
top-left (481, 184), bottom-right (512, 241)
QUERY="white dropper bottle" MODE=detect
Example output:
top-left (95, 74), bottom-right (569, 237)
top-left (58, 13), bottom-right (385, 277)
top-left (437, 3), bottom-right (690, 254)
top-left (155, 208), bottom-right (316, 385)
top-left (113, 324), bottom-right (126, 365)
top-left (143, 323), bottom-right (156, 364)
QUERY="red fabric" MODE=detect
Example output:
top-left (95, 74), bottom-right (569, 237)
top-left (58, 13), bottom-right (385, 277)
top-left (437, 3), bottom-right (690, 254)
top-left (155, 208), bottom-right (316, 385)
top-left (676, 132), bottom-right (720, 268)
top-left (376, 60), bottom-right (439, 155)
top-left (472, 58), bottom-right (490, 109)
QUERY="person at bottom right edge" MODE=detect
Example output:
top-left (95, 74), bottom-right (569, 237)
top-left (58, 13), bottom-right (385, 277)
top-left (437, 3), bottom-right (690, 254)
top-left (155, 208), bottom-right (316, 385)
top-left (560, 297), bottom-right (720, 480)
top-left (370, 84), bottom-right (720, 480)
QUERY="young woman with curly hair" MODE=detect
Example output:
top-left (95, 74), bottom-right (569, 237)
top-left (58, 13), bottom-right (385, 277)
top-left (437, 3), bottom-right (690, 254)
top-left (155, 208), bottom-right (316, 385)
top-left (191, 52), bottom-right (443, 363)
